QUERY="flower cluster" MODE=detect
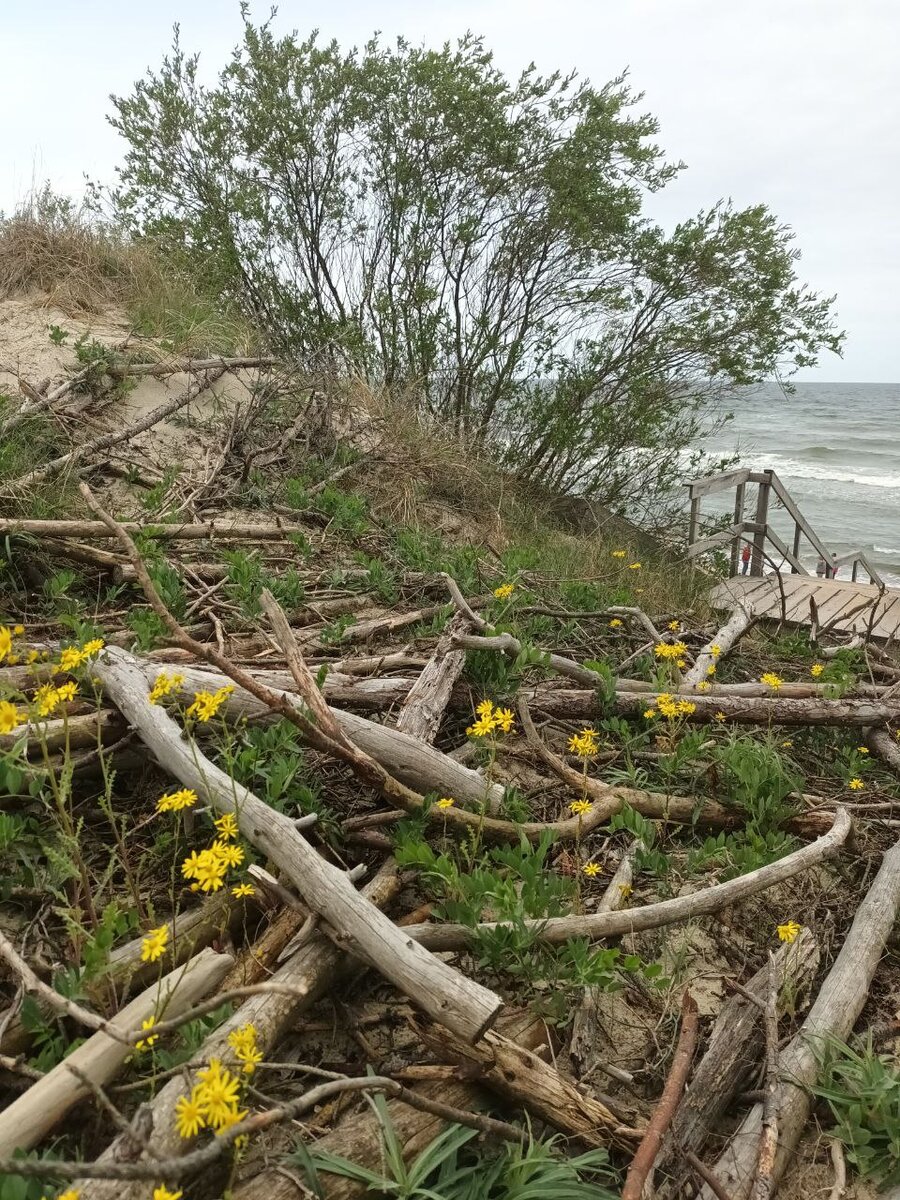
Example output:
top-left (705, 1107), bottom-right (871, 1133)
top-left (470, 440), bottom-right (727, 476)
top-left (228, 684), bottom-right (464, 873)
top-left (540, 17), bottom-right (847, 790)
top-left (493, 583), bottom-right (515, 600)
top-left (810, 663), bottom-right (824, 678)
top-left (135, 1016), bottom-right (159, 1051)
top-left (33, 681), bottom-right (78, 718)
top-left (777, 920), bottom-right (801, 944)
top-left (568, 728), bottom-right (599, 759)
top-left (227, 1023), bottom-right (263, 1074)
top-left (466, 699), bottom-right (514, 738)
top-left (175, 1058), bottom-right (248, 1139)
top-left (0, 700), bottom-right (24, 734)
top-left (760, 672), bottom-right (783, 691)
top-left (157, 788), bottom-right (198, 814)
top-left (58, 639), bottom-right (104, 673)
top-left (141, 924), bottom-right (169, 963)
top-left (186, 686), bottom-right (234, 723)
top-left (649, 693), bottom-right (697, 721)
top-left (149, 670), bottom-right (186, 705)
top-left (182, 838), bottom-right (246, 893)
top-left (611, 549), bottom-right (626, 559)
top-left (654, 641), bottom-right (688, 662)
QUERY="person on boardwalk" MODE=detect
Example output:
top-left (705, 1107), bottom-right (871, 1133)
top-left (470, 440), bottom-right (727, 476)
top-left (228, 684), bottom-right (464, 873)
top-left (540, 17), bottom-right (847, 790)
top-left (741, 543), bottom-right (751, 575)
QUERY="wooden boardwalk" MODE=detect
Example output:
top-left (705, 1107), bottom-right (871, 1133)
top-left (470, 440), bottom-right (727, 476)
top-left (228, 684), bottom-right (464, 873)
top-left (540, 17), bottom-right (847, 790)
top-left (710, 575), bottom-right (900, 641)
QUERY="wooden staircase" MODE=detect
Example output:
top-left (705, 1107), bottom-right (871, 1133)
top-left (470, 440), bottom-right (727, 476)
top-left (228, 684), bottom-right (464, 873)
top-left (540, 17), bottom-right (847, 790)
top-left (685, 468), bottom-right (900, 640)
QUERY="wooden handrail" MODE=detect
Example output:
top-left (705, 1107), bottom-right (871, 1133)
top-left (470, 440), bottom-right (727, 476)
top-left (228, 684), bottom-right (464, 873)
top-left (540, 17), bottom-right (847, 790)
top-left (685, 469), bottom-right (885, 587)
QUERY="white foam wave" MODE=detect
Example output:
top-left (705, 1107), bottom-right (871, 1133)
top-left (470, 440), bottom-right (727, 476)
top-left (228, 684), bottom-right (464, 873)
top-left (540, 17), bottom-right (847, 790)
top-left (748, 455), bottom-right (900, 490)
top-left (874, 545), bottom-right (900, 556)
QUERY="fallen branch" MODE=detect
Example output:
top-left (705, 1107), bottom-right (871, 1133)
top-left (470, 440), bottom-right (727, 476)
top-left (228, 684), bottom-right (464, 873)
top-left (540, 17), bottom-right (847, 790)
top-left (0, 517), bottom-right (315, 541)
top-left (684, 604), bottom-right (756, 687)
top-left (107, 355), bottom-right (278, 377)
top-left (700, 832), bottom-right (900, 1200)
top-left (621, 991), bottom-right (698, 1200)
top-left (396, 613), bottom-right (470, 746)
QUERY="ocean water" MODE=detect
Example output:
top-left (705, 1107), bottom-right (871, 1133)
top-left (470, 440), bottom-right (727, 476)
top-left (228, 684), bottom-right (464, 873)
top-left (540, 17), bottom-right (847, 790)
top-left (699, 382), bottom-right (900, 587)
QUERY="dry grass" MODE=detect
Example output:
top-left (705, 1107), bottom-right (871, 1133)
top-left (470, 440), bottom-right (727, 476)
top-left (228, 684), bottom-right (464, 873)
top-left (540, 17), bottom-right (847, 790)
top-left (0, 188), bottom-right (257, 356)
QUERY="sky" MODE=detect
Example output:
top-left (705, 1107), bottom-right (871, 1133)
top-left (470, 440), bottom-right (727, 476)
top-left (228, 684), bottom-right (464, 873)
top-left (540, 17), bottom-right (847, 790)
top-left (2, 0), bottom-right (898, 381)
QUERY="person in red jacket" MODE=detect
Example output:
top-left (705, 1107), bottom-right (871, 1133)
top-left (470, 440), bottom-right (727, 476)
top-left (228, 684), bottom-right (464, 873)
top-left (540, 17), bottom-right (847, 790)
top-left (740, 543), bottom-right (751, 575)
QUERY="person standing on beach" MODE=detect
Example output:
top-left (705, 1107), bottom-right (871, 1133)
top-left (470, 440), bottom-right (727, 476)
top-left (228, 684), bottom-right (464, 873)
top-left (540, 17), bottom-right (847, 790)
top-left (816, 556), bottom-right (827, 578)
top-left (741, 543), bottom-right (751, 575)
top-left (831, 554), bottom-right (839, 579)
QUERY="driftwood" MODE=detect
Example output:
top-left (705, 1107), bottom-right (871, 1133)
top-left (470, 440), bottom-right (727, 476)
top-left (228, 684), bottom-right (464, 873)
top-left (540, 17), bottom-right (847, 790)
top-left (654, 929), bottom-right (821, 1199)
top-left (396, 613), bottom-right (469, 745)
top-left (416, 1018), bottom-right (643, 1148)
top-left (77, 864), bottom-right (402, 1200)
top-left (400, 808), bottom-right (850, 948)
top-left (0, 947), bottom-right (232, 1157)
top-left (94, 646), bottom-right (503, 1044)
top-left (0, 517), bottom-right (314, 541)
top-left (700, 835), bottom-right (900, 1200)
top-left (6, 368), bottom-right (227, 490)
top-left (684, 604), bottom-right (756, 687)
top-left (107, 355), bottom-right (278, 377)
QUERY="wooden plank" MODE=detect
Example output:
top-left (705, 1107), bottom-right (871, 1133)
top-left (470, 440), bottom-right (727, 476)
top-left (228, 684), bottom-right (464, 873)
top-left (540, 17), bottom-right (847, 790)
top-left (687, 468), bottom-right (752, 498)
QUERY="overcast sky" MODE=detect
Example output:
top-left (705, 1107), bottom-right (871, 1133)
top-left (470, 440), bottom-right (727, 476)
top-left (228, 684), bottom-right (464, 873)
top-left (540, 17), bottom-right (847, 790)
top-left (3, 0), bottom-right (897, 380)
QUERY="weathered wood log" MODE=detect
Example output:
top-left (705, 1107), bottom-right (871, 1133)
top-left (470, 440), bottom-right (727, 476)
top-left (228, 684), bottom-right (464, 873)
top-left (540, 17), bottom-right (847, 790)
top-left (94, 647), bottom-right (503, 1044)
top-left (107, 355), bottom-right (278, 377)
top-left (0, 518), bottom-right (315, 541)
top-left (77, 863), bottom-right (402, 1200)
top-left (400, 808), bottom-right (851, 948)
top-left (0, 947), bottom-right (232, 1157)
top-left (416, 1018), bottom-right (643, 1149)
top-left (699, 835), bottom-right (900, 1200)
top-left (653, 929), bottom-right (820, 1199)
top-left (396, 614), bottom-right (469, 745)
top-left (684, 603), bottom-right (756, 687)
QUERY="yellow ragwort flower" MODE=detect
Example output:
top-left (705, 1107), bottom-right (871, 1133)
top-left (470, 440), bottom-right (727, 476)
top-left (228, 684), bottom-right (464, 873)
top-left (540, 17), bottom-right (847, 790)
top-left (33, 684), bottom-right (62, 718)
top-left (570, 799), bottom-right (592, 816)
top-left (0, 700), bottom-right (24, 735)
top-left (135, 1016), bottom-right (159, 1052)
top-left (82, 638), bottom-right (104, 657)
top-left (141, 925), bottom-right (169, 964)
top-left (0, 627), bottom-right (11, 663)
top-left (611, 549), bottom-right (627, 559)
top-left (211, 840), bottom-right (245, 870)
top-left (494, 706), bottom-right (515, 734)
top-left (52, 1193), bottom-right (80, 1200)
top-left (654, 641), bottom-right (688, 661)
top-left (153, 1188), bottom-right (183, 1200)
top-left (214, 812), bottom-right (239, 840)
top-left (183, 849), bottom-right (228, 892)
top-left (232, 883), bottom-right (255, 898)
top-left (777, 921), bottom-right (801, 944)
top-left (157, 788), bottom-right (198, 814)
top-left (628, 562), bottom-right (641, 570)
top-left (706, 664), bottom-right (716, 676)
top-left (149, 671), bottom-right (185, 705)
top-left (714, 711), bottom-right (727, 722)
top-left (56, 681), bottom-right (77, 703)
top-left (760, 672), bottom-right (783, 691)
top-left (466, 713), bottom-right (495, 738)
top-left (643, 708), bottom-right (657, 719)
top-left (618, 883), bottom-right (633, 899)
top-left (186, 685), bottom-right (233, 723)
top-left (810, 663), bottom-right (824, 678)
top-left (58, 646), bottom-right (87, 672)
top-left (696, 680), bottom-right (711, 692)
top-left (848, 777), bottom-right (864, 791)
top-left (228, 1023), bottom-right (263, 1074)
top-left (782, 740), bottom-right (793, 748)
top-left (710, 643), bottom-right (722, 657)
top-left (175, 1086), bottom-right (206, 1139)
top-left (857, 747), bottom-right (869, 755)
top-left (609, 618), bottom-right (623, 628)
top-left (568, 728), bottom-right (599, 758)
top-left (196, 1058), bottom-right (242, 1130)
top-left (493, 583), bottom-right (515, 600)
top-left (668, 620), bottom-right (680, 631)
top-left (12, 625), bottom-right (24, 637)
top-left (582, 862), bottom-right (602, 877)
top-left (436, 797), bottom-right (455, 809)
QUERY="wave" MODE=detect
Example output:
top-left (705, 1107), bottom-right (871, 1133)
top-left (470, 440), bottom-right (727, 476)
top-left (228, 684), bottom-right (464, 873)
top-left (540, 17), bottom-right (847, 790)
top-left (874, 545), bottom-right (900, 556)
top-left (750, 455), bottom-right (900, 490)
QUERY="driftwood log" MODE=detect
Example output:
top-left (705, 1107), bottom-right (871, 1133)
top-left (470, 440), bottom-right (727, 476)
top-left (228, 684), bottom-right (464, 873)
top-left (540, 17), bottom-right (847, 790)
top-left (94, 647), bottom-right (503, 1044)
top-left (700, 835), bottom-right (900, 1200)
top-left (684, 603), bottom-right (756, 687)
top-left (0, 948), bottom-right (233, 1157)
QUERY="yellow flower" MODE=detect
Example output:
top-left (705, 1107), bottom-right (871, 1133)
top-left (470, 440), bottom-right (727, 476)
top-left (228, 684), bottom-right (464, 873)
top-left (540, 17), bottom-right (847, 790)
top-left (710, 643), bottom-right (722, 657)
top-left (643, 708), bottom-right (657, 719)
top-left (436, 797), bottom-right (455, 809)
top-left (706, 664), bottom-right (716, 676)
top-left (228, 1023), bottom-right (263, 1074)
top-left (611, 549), bottom-right (627, 559)
top-left (211, 840), bottom-right (245, 870)
top-left (12, 625), bottom-right (24, 637)
top-left (56, 682), bottom-right (78, 703)
top-left (153, 1188), bottom-right (183, 1200)
top-left (0, 701), bottom-right (23, 734)
top-left (609, 618), bottom-right (623, 628)
top-left (466, 714), bottom-right (495, 738)
top-left (186, 686), bottom-right (233, 722)
top-left (196, 1059), bottom-right (242, 1130)
top-left (141, 925), bottom-right (169, 963)
top-left (232, 883), bottom-right (255, 898)
top-left (7, 654), bottom-right (19, 665)
top-left (34, 684), bottom-right (62, 717)
top-left (175, 1086), bottom-right (206, 1139)
top-left (654, 641), bottom-right (688, 661)
top-left (782, 740), bottom-right (793, 748)
top-left (696, 680), bottom-right (711, 692)
top-left (810, 663), bottom-right (824, 678)
top-left (58, 646), bottom-right (87, 672)
top-left (214, 812), bottom-right (239, 840)
top-left (568, 728), bottom-right (599, 759)
top-left (476, 699), bottom-right (494, 718)
top-left (493, 583), bottom-right (515, 600)
top-left (676, 659), bottom-right (686, 669)
top-left (628, 562), bottom-right (641, 570)
top-left (183, 849), bottom-right (227, 892)
top-left (760, 672), bottom-right (783, 691)
top-left (0, 627), bottom-right (11, 662)
top-left (52, 1193), bottom-right (80, 1200)
top-left (26, 649), bottom-right (39, 664)
top-left (157, 788), bottom-right (198, 814)
top-left (494, 707), bottom-right (515, 734)
top-left (857, 747), bottom-right (869, 755)
top-left (570, 799), bottom-right (592, 816)
top-left (149, 671), bottom-right (185, 705)
top-left (82, 638), bottom-right (105, 657)
top-left (135, 1016), bottom-right (159, 1052)
top-left (848, 777), bottom-right (864, 791)
top-left (668, 620), bottom-right (680, 631)
top-left (582, 862), bottom-right (602, 877)
top-left (618, 883), bottom-right (633, 899)
top-left (714, 711), bottom-right (727, 722)
top-left (776, 921), bottom-right (801, 944)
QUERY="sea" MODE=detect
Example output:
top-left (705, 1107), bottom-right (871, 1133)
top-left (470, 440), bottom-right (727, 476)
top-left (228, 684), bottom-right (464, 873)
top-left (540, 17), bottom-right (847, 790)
top-left (698, 382), bottom-right (900, 588)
